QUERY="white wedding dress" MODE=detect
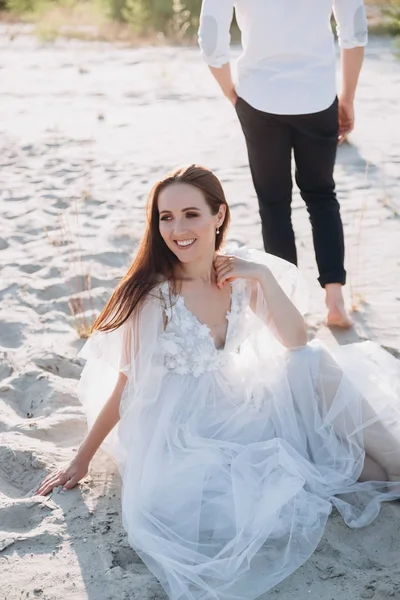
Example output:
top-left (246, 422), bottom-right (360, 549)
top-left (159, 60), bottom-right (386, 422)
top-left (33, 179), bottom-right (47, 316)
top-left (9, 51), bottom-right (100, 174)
top-left (78, 248), bottom-right (400, 600)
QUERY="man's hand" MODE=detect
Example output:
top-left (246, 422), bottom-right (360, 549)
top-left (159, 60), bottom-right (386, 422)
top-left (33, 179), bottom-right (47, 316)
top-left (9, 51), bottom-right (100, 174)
top-left (209, 64), bottom-right (238, 107)
top-left (226, 88), bottom-right (238, 106)
top-left (338, 96), bottom-right (355, 144)
top-left (337, 46), bottom-right (364, 144)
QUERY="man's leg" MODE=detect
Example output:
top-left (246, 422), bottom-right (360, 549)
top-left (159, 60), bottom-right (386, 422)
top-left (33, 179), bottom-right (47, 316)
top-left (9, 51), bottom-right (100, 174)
top-left (291, 98), bottom-right (351, 327)
top-left (235, 97), bottom-right (296, 265)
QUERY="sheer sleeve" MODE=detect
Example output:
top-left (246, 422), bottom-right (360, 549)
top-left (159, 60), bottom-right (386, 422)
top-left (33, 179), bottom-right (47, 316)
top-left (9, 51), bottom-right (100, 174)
top-left (219, 246), bottom-right (310, 402)
top-left (77, 289), bottom-right (166, 461)
top-left (78, 315), bottom-right (133, 377)
top-left (228, 245), bottom-right (309, 335)
top-left (243, 247), bottom-right (308, 314)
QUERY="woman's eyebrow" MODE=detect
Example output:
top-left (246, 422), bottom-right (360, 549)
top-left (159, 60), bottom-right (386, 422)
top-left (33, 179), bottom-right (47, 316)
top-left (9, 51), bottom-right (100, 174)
top-left (159, 207), bottom-right (201, 215)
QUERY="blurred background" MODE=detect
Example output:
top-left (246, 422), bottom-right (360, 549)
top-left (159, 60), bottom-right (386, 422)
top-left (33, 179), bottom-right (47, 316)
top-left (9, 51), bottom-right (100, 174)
top-left (0, 0), bottom-right (399, 45)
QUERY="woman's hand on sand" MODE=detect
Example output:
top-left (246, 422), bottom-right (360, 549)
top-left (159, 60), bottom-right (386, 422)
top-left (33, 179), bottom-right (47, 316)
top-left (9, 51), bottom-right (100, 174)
top-left (214, 254), bottom-right (265, 288)
top-left (35, 457), bottom-right (89, 496)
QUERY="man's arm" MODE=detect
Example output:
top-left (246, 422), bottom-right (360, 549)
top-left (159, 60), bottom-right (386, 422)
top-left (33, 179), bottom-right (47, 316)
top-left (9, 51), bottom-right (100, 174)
top-left (333, 0), bottom-right (368, 142)
top-left (198, 0), bottom-right (237, 105)
top-left (209, 63), bottom-right (237, 105)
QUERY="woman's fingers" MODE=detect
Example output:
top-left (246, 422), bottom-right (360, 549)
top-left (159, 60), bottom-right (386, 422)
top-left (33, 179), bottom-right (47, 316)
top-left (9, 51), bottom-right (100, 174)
top-left (36, 478), bottom-right (52, 494)
top-left (215, 257), bottom-right (233, 273)
top-left (37, 483), bottom-right (55, 496)
top-left (36, 477), bottom-right (62, 496)
top-left (36, 481), bottom-right (56, 496)
top-left (63, 473), bottom-right (80, 490)
top-left (217, 266), bottom-right (233, 282)
top-left (216, 265), bottom-right (232, 280)
top-left (35, 470), bottom-right (61, 493)
top-left (217, 267), bottom-right (235, 287)
top-left (214, 255), bottom-right (231, 267)
top-left (36, 469), bottom-right (71, 496)
top-left (214, 255), bottom-right (250, 286)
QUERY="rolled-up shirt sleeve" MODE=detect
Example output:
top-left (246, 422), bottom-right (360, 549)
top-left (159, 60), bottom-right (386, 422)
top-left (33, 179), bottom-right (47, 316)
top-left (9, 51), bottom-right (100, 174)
top-left (198, 0), bottom-right (235, 67)
top-left (333, 0), bottom-right (368, 49)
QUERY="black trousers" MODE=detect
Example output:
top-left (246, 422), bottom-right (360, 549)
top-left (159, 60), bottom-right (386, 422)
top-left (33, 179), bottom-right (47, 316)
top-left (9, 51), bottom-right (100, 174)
top-left (235, 96), bottom-right (346, 287)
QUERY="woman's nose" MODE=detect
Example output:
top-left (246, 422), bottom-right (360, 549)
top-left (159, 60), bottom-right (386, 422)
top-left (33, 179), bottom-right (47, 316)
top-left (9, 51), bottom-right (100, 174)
top-left (173, 219), bottom-right (187, 235)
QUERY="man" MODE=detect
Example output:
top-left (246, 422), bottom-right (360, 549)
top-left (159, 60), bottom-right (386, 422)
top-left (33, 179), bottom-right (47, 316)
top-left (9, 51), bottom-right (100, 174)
top-left (198, 0), bottom-right (368, 328)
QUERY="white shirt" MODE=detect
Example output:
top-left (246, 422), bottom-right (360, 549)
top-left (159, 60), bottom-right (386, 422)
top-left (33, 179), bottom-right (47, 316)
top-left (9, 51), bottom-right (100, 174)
top-left (198, 0), bottom-right (368, 115)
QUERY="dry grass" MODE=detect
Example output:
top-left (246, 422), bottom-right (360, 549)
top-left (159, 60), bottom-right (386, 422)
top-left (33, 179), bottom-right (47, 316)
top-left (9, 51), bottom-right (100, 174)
top-left (43, 198), bottom-right (95, 339)
top-left (348, 160), bottom-right (370, 314)
top-left (365, 0), bottom-right (400, 34)
top-left (2, 1), bottom-right (195, 45)
top-left (346, 151), bottom-right (399, 315)
top-left (65, 202), bottom-right (95, 339)
top-left (30, 3), bottom-right (140, 44)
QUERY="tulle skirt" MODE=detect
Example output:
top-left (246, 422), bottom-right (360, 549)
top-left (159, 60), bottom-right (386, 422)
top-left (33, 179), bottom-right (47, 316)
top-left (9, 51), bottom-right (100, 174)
top-left (85, 340), bottom-right (400, 600)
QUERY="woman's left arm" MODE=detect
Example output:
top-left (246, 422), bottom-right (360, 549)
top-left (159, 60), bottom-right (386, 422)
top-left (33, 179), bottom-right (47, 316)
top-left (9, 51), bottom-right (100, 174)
top-left (252, 265), bottom-right (308, 348)
top-left (215, 255), bottom-right (308, 348)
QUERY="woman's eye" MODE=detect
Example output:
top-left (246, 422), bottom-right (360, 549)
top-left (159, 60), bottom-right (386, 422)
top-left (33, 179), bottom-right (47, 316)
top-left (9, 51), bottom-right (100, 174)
top-left (160, 215), bottom-right (172, 221)
top-left (186, 213), bottom-right (199, 218)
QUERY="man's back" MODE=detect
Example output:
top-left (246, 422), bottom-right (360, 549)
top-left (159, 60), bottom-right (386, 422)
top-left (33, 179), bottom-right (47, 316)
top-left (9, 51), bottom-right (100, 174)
top-left (199, 0), bottom-right (368, 114)
top-left (236, 0), bottom-right (333, 58)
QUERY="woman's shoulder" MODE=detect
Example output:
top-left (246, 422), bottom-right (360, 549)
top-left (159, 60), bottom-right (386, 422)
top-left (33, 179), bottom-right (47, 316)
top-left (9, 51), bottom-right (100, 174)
top-left (143, 278), bottom-right (172, 312)
top-left (150, 276), bottom-right (170, 297)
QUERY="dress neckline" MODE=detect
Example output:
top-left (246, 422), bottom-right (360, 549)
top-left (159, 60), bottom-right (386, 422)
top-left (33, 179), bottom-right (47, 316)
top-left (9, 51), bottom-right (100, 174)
top-left (164, 280), bottom-right (236, 353)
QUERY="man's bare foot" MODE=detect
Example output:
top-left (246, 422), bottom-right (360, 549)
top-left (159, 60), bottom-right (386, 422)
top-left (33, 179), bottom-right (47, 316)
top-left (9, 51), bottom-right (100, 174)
top-left (326, 304), bottom-right (352, 328)
top-left (325, 283), bottom-right (352, 329)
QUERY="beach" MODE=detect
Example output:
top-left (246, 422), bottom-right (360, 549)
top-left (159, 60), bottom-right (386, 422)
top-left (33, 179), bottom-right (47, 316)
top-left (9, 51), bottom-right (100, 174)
top-left (0, 29), bottom-right (400, 599)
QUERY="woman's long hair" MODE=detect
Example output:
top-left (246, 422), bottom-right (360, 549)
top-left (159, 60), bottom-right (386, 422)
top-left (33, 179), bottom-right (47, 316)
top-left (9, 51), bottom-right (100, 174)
top-left (92, 164), bottom-right (231, 332)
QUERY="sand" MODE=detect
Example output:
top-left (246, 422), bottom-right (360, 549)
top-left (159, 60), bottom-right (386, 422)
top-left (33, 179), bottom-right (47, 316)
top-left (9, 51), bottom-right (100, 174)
top-left (0, 27), bottom-right (399, 600)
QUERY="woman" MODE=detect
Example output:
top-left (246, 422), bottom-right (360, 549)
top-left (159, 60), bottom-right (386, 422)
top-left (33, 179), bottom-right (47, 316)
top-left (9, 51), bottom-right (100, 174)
top-left (37, 165), bottom-right (400, 600)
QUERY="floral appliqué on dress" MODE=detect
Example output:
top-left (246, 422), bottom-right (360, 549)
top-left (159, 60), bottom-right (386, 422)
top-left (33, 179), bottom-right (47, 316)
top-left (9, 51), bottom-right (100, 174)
top-left (159, 279), bottom-right (248, 377)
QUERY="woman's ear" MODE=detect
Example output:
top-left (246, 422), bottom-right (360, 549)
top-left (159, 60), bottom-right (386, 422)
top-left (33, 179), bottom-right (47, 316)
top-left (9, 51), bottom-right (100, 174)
top-left (217, 204), bottom-right (227, 226)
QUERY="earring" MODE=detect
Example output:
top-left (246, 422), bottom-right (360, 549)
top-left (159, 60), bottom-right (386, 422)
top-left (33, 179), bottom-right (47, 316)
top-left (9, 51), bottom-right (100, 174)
top-left (216, 227), bottom-right (220, 235)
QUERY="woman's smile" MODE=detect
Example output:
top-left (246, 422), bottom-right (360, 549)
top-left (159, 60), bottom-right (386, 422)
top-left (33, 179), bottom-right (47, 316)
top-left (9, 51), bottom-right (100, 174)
top-left (174, 238), bottom-right (197, 249)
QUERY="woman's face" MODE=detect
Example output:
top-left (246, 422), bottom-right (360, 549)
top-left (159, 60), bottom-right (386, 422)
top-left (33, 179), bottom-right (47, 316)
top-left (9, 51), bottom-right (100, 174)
top-left (158, 182), bottom-right (225, 263)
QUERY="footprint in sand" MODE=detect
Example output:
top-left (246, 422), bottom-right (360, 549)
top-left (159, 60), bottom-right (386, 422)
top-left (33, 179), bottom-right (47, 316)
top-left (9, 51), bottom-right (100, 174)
top-left (0, 498), bottom-right (57, 534)
top-left (33, 353), bottom-right (82, 380)
top-left (0, 321), bottom-right (24, 349)
top-left (18, 264), bottom-right (42, 274)
top-left (0, 531), bottom-right (61, 559)
top-left (15, 414), bottom-right (87, 447)
top-left (111, 545), bottom-right (145, 570)
top-left (1, 372), bottom-right (79, 418)
top-left (0, 446), bottom-right (49, 497)
top-left (0, 351), bottom-right (13, 380)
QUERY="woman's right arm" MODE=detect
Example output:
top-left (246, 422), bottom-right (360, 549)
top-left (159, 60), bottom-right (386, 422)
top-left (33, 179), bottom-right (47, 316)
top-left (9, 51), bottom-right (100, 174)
top-left (35, 372), bottom-right (127, 496)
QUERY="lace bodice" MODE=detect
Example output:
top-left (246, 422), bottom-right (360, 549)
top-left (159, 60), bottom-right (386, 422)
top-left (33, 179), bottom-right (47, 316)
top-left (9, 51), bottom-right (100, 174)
top-left (159, 279), bottom-right (249, 377)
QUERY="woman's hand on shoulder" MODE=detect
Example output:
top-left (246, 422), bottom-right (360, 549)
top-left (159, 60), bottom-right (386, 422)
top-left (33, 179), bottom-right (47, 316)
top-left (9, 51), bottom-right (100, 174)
top-left (214, 254), bottom-right (267, 288)
top-left (35, 456), bottom-right (89, 496)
